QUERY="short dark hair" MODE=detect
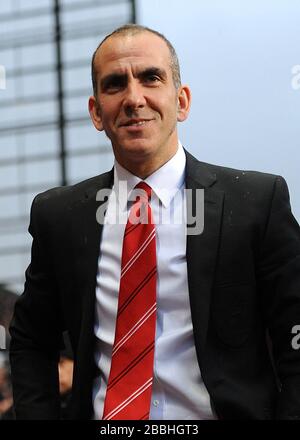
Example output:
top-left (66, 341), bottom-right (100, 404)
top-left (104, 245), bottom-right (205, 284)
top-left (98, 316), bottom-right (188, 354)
top-left (91, 24), bottom-right (181, 96)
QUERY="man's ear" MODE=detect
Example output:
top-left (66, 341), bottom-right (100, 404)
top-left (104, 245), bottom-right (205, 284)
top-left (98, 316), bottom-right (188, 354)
top-left (177, 85), bottom-right (191, 122)
top-left (88, 95), bottom-right (104, 131)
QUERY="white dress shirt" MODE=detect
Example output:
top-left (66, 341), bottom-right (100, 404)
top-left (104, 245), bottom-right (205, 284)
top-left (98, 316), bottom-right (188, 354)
top-left (92, 143), bottom-right (216, 420)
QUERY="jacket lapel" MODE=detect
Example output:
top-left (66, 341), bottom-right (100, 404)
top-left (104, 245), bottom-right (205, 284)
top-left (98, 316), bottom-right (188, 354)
top-left (185, 151), bottom-right (224, 367)
top-left (70, 170), bottom-right (113, 418)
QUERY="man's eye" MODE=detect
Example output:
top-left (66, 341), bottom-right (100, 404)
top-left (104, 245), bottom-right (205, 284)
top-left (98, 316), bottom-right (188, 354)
top-left (104, 79), bottom-right (126, 92)
top-left (144, 75), bottom-right (160, 83)
top-left (107, 82), bottom-right (122, 90)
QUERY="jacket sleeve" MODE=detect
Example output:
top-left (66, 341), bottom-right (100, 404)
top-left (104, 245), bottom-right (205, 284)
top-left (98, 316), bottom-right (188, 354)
top-left (258, 176), bottom-right (300, 419)
top-left (9, 194), bottom-right (64, 420)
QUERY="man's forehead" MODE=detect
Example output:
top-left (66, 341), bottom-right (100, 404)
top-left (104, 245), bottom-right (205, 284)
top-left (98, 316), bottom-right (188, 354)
top-left (94, 32), bottom-right (171, 71)
top-left (99, 63), bottom-right (168, 80)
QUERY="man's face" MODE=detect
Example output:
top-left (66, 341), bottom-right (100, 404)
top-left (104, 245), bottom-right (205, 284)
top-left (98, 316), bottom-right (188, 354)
top-left (89, 32), bottom-right (190, 175)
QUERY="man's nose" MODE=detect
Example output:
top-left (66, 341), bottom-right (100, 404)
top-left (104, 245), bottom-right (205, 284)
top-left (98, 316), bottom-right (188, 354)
top-left (123, 81), bottom-right (146, 111)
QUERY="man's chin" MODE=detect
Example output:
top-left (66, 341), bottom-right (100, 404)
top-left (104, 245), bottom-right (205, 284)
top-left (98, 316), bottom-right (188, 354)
top-left (116, 142), bottom-right (156, 160)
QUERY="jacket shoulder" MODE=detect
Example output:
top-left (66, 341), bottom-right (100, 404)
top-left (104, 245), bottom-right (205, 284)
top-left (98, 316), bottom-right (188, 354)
top-left (33, 170), bottom-right (113, 208)
top-left (185, 149), bottom-right (283, 193)
top-left (28, 170), bottom-right (113, 231)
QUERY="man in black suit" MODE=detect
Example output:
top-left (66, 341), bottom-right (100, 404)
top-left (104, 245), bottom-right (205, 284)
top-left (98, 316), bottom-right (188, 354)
top-left (9, 24), bottom-right (300, 420)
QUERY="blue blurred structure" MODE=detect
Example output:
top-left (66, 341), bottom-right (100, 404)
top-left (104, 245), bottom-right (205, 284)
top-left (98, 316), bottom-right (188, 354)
top-left (0, 0), bottom-right (136, 295)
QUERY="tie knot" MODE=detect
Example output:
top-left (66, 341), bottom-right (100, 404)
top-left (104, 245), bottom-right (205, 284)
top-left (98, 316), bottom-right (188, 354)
top-left (134, 182), bottom-right (152, 201)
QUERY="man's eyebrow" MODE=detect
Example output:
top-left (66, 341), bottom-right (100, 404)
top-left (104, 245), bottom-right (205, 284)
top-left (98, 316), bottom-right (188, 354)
top-left (100, 67), bottom-right (167, 89)
top-left (138, 67), bottom-right (167, 79)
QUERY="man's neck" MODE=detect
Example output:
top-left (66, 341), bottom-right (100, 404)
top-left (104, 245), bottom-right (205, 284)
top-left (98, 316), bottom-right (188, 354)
top-left (114, 145), bottom-right (179, 179)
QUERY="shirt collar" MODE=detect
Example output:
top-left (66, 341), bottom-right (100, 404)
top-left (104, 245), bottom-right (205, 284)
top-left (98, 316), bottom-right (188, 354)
top-left (113, 142), bottom-right (186, 211)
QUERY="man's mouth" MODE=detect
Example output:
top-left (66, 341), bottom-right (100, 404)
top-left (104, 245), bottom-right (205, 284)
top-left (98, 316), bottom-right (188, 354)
top-left (120, 119), bottom-right (153, 127)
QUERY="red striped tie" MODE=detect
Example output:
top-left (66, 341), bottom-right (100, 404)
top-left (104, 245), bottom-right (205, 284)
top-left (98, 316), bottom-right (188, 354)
top-left (102, 182), bottom-right (157, 420)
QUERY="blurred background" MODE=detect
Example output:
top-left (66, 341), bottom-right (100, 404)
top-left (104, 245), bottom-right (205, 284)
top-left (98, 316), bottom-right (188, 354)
top-left (0, 0), bottom-right (299, 418)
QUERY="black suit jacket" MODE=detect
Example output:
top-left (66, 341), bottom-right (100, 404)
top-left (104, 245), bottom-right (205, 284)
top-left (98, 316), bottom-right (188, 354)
top-left (9, 150), bottom-right (300, 419)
